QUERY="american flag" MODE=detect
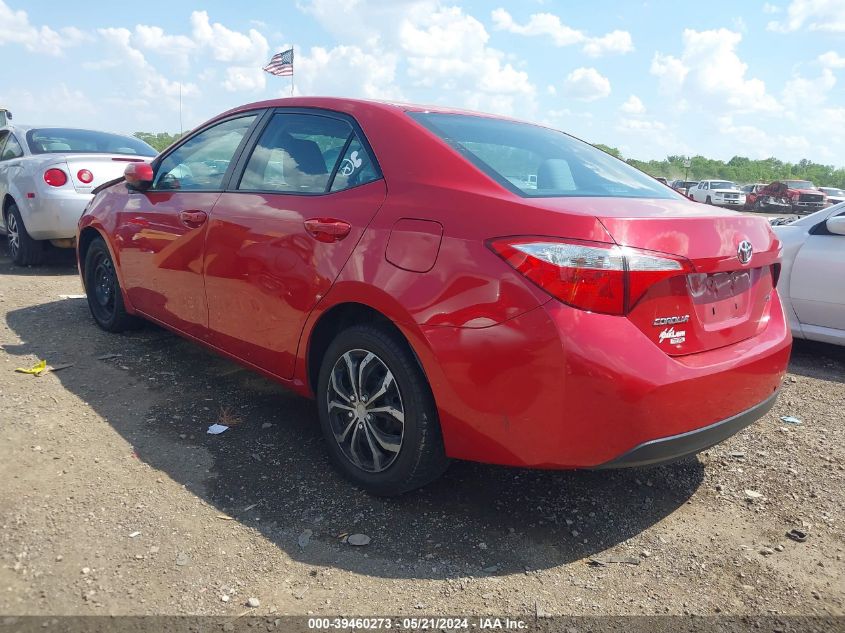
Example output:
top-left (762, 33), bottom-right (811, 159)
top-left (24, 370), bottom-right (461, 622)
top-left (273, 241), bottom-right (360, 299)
top-left (263, 48), bottom-right (294, 77)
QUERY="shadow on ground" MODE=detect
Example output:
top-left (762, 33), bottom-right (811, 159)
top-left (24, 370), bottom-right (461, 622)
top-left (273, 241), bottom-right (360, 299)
top-left (0, 237), bottom-right (78, 275)
top-left (5, 293), bottom-right (713, 580)
top-left (789, 339), bottom-right (845, 384)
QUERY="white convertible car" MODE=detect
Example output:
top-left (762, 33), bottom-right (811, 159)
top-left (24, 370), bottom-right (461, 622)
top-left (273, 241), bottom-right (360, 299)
top-left (0, 124), bottom-right (156, 265)
top-left (774, 203), bottom-right (845, 346)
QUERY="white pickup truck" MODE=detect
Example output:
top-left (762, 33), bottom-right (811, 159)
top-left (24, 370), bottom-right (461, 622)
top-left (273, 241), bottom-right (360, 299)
top-left (689, 179), bottom-right (746, 208)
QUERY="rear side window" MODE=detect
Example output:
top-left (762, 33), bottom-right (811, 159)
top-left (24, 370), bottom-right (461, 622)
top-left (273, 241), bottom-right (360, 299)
top-left (239, 113), bottom-right (378, 194)
top-left (410, 113), bottom-right (678, 199)
top-left (26, 128), bottom-right (155, 156)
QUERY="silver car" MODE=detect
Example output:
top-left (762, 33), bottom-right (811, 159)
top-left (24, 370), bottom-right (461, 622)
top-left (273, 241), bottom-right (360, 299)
top-left (0, 125), bottom-right (156, 265)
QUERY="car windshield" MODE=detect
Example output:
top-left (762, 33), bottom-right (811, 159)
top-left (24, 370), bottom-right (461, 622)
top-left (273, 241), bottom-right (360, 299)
top-left (26, 128), bottom-right (156, 157)
top-left (783, 180), bottom-right (814, 189)
top-left (710, 181), bottom-right (738, 190)
top-left (821, 188), bottom-right (845, 196)
top-left (410, 113), bottom-right (678, 199)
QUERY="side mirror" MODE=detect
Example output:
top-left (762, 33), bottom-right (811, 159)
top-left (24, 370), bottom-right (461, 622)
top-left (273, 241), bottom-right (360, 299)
top-left (826, 216), bottom-right (845, 236)
top-left (124, 162), bottom-right (154, 190)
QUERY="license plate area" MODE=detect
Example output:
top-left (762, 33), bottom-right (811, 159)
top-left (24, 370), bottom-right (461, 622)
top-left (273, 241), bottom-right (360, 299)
top-left (687, 269), bottom-right (756, 327)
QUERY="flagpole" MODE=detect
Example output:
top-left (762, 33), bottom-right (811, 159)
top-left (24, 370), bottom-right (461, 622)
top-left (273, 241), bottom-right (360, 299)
top-left (290, 47), bottom-right (295, 97)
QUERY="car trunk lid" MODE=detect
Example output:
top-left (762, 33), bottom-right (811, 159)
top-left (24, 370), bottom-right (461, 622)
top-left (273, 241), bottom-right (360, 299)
top-left (64, 154), bottom-right (147, 192)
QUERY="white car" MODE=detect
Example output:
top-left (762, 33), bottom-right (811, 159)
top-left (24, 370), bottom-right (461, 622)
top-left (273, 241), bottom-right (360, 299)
top-left (689, 179), bottom-right (746, 208)
top-left (773, 203), bottom-right (845, 346)
top-left (0, 124), bottom-right (156, 265)
top-left (818, 186), bottom-right (845, 206)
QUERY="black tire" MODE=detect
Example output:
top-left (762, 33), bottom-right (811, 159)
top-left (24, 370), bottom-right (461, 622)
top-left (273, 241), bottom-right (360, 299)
top-left (5, 203), bottom-right (45, 266)
top-left (705, 196), bottom-right (713, 205)
top-left (316, 325), bottom-right (449, 496)
top-left (83, 237), bottom-right (141, 332)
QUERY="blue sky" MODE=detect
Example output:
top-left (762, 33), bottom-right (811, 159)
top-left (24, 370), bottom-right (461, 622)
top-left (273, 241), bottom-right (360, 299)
top-left (2, 0), bottom-right (844, 165)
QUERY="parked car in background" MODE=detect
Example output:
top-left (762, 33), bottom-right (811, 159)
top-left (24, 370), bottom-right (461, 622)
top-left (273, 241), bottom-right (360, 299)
top-left (773, 203), bottom-right (845, 346)
top-left (655, 177), bottom-right (668, 185)
top-left (689, 180), bottom-right (745, 208)
top-left (77, 97), bottom-right (790, 495)
top-left (751, 180), bottom-right (826, 214)
top-left (0, 125), bottom-right (156, 265)
top-left (742, 183), bottom-right (768, 210)
top-left (670, 179), bottom-right (698, 196)
top-left (818, 187), bottom-right (845, 206)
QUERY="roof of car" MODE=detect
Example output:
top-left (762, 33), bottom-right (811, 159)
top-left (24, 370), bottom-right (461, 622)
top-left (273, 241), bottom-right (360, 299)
top-left (221, 96), bottom-right (515, 121)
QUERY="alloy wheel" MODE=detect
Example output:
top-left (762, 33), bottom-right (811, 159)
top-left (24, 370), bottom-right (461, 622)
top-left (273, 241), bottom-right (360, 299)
top-left (326, 349), bottom-right (405, 473)
top-left (6, 212), bottom-right (19, 259)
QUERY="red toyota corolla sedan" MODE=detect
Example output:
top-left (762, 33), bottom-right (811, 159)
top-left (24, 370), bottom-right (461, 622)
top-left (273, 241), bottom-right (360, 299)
top-left (77, 98), bottom-right (791, 495)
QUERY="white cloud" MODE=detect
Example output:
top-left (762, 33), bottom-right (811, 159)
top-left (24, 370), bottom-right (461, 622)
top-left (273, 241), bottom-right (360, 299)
top-left (223, 66), bottom-right (267, 93)
top-left (782, 69), bottom-right (836, 109)
top-left (763, 3), bottom-right (782, 13)
top-left (620, 95), bottom-right (645, 114)
top-left (0, 0), bottom-right (87, 56)
top-left (617, 118), bottom-right (666, 132)
top-left (491, 8), bottom-right (633, 57)
top-left (650, 28), bottom-right (780, 113)
top-left (294, 45), bottom-right (402, 100)
top-left (190, 10), bottom-right (269, 63)
top-left (561, 67), bottom-right (611, 101)
top-left (819, 50), bottom-right (845, 68)
top-left (767, 0), bottom-right (845, 32)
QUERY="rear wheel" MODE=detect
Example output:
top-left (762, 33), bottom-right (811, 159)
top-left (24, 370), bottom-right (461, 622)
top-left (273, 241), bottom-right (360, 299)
top-left (83, 237), bottom-right (141, 332)
top-left (705, 196), bottom-right (713, 205)
top-left (5, 203), bottom-right (45, 266)
top-left (316, 325), bottom-right (449, 495)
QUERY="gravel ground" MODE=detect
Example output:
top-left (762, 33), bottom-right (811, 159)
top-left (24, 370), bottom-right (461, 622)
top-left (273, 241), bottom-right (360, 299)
top-left (0, 243), bottom-right (843, 618)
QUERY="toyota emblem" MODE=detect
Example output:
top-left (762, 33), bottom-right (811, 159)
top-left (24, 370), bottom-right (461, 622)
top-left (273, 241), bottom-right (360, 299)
top-left (737, 240), bottom-right (753, 265)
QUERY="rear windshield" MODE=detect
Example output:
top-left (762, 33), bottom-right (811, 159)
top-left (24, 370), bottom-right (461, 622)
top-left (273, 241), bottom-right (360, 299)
top-left (26, 128), bottom-right (156, 157)
top-left (410, 113), bottom-right (678, 199)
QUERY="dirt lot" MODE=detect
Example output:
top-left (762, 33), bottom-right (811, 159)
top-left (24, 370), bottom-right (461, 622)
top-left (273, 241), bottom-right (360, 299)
top-left (0, 244), bottom-right (843, 618)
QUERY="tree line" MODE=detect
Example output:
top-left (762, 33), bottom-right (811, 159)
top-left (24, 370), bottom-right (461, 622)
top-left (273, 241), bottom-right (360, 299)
top-left (594, 144), bottom-right (845, 189)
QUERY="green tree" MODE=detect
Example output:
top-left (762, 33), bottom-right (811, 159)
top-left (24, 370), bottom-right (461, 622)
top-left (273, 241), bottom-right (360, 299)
top-left (133, 132), bottom-right (186, 153)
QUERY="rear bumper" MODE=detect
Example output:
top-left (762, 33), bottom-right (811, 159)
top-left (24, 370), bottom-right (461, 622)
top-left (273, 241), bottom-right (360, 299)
top-left (594, 391), bottom-right (777, 469)
top-left (419, 291), bottom-right (791, 469)
top-left (22, 190), bottom-right (92, 240)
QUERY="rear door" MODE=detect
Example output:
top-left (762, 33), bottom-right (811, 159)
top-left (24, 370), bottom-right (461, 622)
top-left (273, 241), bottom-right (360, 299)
top-left (114, 113), bottom-right (261, 338)
top-left (789, 208), bottom-right (845, 333)
top-left (204, 109), bottom-right (386, 379)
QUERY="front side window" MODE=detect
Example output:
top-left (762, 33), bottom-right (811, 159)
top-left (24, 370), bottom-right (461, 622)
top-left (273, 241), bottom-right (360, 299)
top-left (410, 112), bottom-right (678, 199)
top-left (154, 115), bottom-right (257, 191)
top-left (1, 134), bottom-right (23, 160)
top-left (26, 128), bottom-right (155, 156)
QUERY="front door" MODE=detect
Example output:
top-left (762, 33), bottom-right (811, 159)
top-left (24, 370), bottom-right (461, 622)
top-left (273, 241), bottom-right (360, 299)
top-left (790, 208), bottom-right (845, 333)
top-left (114, 114), bottom-right (260, 338)
top-left (204, 110), bottom-right (386, 378)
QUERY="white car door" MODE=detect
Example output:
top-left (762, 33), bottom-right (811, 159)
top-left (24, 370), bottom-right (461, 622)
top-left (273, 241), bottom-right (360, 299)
top-left (789, 207), bottom-right (845, 339)
top-left (691, 181), bottom-right (704, 202)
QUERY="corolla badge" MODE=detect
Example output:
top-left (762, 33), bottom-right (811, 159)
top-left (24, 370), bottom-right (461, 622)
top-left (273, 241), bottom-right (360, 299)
top-left (737, 240), bottom-right (753, 265)
top-left (653, 314), bottom-right (689, 327)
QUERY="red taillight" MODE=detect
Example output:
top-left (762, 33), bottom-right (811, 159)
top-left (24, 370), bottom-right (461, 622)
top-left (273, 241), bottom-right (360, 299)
top-left (77, 169), bottom-right (94, 184)
top-left (489, 237), bottom-right (693, 315)
top-left (44, 168), bottom-right (68, 187)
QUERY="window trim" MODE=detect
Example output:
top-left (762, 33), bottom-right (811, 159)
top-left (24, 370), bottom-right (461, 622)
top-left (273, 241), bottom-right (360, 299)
top-left (148, 109), bottom-right (270, 194)
top-left (227, 107), bottom-right (383, 197)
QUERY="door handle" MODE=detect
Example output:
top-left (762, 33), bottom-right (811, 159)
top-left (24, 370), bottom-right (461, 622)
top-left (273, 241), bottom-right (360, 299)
top-left (304, 218), bottom-right (352, 243)
top-left (179, 210), bottom-right (208, 228)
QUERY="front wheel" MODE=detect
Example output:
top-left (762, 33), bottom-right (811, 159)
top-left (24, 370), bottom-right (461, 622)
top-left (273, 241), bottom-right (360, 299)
top-left (5, 203), bottom-right (45, 266)
top-left (316, 325), bottom-right (449, 495)
top-left (83, 237), bottom-right (141, 332)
